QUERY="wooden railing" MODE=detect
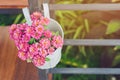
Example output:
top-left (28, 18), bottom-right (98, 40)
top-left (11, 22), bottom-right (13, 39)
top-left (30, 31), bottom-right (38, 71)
top-left (0, 0), bottom-right (28, 14)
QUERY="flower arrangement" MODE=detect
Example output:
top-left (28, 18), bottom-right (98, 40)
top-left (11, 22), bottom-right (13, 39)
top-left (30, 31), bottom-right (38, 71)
top-left (9, 12), bottom-right (63, 67)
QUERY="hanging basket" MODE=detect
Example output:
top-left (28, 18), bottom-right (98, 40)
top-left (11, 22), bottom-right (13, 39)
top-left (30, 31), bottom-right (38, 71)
top-left (37, 18), bottom-right (64, 69)
top-left (9, 11), bottom-right (64, 69)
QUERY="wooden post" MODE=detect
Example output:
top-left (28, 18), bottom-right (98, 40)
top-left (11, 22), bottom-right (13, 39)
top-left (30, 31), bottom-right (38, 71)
top-left (28, 0), bottom-right (43, 13)
top-left (28, 0), bottom-right (49, 80)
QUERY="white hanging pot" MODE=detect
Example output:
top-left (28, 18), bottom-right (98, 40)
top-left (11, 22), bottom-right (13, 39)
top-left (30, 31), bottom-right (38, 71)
top-left (37, 18), bottom-right (64, 69)
top-left (36, 3), bottom-right (64, 69)
top-left (22, 5), bottom-right (64, 69)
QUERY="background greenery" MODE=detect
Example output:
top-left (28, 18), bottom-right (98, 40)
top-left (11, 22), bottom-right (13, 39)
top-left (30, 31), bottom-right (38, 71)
top-left (1, 0), bottom-right (120, 80)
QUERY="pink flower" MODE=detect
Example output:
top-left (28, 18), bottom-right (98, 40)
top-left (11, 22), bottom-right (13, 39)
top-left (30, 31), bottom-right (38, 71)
top-left (39, 48), bottom-right (48, 57)
top-left (22, 34), bottom-right (31, 42)
top-left (19, 23), bottom-right (28, 30)
top-left (35, 25), bottom-right (44, 34)
top-left (27, 51), bottom-right (35, 59)
top-left (31, 12), bottom-right (42, 20)
top-left (40, 17), bottom-right (50, 25)
top-left (40, 38), bottom-right (51, 49)
top-left (18, 50), bottom-right (27, 61)
top-left (32, 54), bottom-right (45, 67)
top-left (31, 32), bottom-right (41, 39)
top-left (52, 35), bottom-right (63, 48)
top-left (32, 20), bottom-right (41, 26)
top-left (9, 11), bottom-right (64, 67)
top-left (35, 43), bottom-right (41, 50)
top-left (48, 47), bottom-right (55, 55)
top-left (17, 42), bottom-right (29, 51)
top-left (29, 44), bottom-right (38, 55)
top-left (12, 29), bottom-right (21, 40)
top-left (25, 26), bottom-right (34, 36)
top-left (9, 24), bottom-right (17, 33)
top-left (44, 30), bottom-right (52, 38)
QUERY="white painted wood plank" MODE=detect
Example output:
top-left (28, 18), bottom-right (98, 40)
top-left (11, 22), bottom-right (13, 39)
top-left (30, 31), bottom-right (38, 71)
top-left (50, 4), bottom-right (120, 10)
top-left (49, 68), bottom-right (120, 74)
top-left (64, 39), bottom-right (120, 46)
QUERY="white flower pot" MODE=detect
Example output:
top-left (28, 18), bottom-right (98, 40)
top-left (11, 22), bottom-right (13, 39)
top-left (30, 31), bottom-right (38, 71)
top-left (37, 19), bottom-right (64, 69)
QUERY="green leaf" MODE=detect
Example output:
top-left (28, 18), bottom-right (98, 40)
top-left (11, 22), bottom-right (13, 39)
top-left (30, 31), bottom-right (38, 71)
top-left (13, 14), bottom-right (22, 24)
top-left (106, 20), bottom-right (120, 34)
top-left (73, 25), bottom-right (83, 39)
top-left (84, 19), bottom-right (90, 33)
top-left (45, 57), bottom-right (50, 61)
top-left (114, 46), bottom-right (120, 51)
top-left (112, 54), bottom-right (120, 66)
top-left (27, 59), bottom-right (32, 63)
top-left (29, 38), bottom-right (35, 44)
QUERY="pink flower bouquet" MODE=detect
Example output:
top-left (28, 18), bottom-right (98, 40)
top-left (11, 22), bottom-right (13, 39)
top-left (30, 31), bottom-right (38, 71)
top-left (9, 12), bottom-right (64, 69)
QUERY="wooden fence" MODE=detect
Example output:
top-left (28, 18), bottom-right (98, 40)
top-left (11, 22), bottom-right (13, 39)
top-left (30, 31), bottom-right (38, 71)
top-left (1, 0), bottom-right (120, 80)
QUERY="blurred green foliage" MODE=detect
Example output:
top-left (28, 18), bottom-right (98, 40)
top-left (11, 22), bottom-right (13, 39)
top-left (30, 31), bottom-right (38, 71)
top-left (0, 14), bottom-right (25, 26)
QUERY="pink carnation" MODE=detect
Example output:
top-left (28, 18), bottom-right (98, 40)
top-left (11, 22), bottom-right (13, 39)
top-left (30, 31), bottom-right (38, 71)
top-left (40, 38), bottom-right (51, 49)
top-left (18, 50), bottom-right (27, 61)
top-left (52, 35), bottom-right (63, 48)
top-left (32, 54), bottom-right (45, 67)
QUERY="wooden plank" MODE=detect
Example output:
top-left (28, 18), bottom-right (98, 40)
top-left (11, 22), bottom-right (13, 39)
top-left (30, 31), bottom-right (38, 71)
top-left (28, 0), bottom-right (43, 13)
top-left (39, 69), bottom-right (49, 80)
top-left (49, 68), bottom-right (120, 75)
top-left (49, 4), bottom-right (120, 10)
top-left (0, 27), bottom-right (17, 80)
top-left (0, 0), bottom-right (28, 8)
top-left (64, 39), bottom-right (120, 46)
top-left (0, 27), bottom-right (39, 80)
